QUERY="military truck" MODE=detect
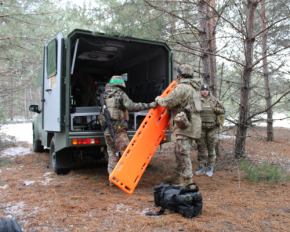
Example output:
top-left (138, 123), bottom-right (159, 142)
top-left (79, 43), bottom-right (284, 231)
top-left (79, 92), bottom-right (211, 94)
top-left (29, 29), bottom-right (173, 174)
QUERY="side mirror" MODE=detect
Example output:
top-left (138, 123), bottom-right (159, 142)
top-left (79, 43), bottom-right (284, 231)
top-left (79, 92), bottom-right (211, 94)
top-left (29, 105), bottom-right (41, 114)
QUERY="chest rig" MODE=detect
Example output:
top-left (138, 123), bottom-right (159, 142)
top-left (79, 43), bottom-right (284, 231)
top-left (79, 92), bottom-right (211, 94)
top-left (105, 90), bottom-right (129, 121)
top-left (200, 98), bottom-right (216, 123)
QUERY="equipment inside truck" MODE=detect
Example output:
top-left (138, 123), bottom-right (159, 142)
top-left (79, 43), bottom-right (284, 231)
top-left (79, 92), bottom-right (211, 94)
top-left (69, 34), bottom-right (170, 132)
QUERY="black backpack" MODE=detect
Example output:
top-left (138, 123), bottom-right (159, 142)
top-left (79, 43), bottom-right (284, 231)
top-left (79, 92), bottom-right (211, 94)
top-left (0, 219), bottom-right (22, 232)
top-left (146, 183), bottom-right (203, 218)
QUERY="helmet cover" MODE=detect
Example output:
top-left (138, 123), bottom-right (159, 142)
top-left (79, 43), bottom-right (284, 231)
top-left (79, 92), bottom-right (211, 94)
top-left (109, 75), bottom-right (126, 88)
top-left (201, 83), bottom-right (210, 91)
top-left (177, 64), bottom-right (193, 78)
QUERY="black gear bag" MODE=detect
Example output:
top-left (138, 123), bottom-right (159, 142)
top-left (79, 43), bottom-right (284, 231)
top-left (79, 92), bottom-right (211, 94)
top-left (0, 219), bottom-right (22, 232)
top-left (146, 183), bottom-right (203, 218)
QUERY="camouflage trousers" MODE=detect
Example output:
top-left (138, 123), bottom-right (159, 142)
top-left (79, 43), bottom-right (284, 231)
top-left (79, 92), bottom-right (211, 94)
top-left (104, 128), bottom-right (130, 175)
top-left (196, 126), bottom-right (219, 167)
top-left (173, 134), bottom-right (193, 179)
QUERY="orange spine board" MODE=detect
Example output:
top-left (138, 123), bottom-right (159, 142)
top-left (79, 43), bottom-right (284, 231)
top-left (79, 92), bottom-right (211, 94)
top-left (109, 80), bottom-right (178, 194)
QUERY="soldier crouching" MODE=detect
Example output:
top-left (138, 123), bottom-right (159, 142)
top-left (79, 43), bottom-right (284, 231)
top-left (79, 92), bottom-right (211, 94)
top-left (155, 64), bottom-right (202, 187)
top-left (195, 84), bottom-right (226, 177)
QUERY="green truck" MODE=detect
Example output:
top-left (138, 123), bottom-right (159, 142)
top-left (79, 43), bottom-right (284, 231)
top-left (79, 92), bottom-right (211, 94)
top-left (29, 29), bottom-right (173, 174)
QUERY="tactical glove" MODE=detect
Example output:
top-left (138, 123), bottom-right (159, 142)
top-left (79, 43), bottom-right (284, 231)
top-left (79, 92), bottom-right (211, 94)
top-left (214, 107), bottom-right (225, 115)
top-left (155, 96), bottom-right (163, 104)
top-left (149, 102), bottom-right (157, 108)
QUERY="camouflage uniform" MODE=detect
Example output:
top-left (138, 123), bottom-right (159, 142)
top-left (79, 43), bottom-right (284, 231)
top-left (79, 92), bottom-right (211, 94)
top-left (196, 91), bottom-right (225, 168)
top-left (71, 68), bottom-right (98, 107)
top-left (155, 64), bottom-right (202, 186)
top-left (103, 76), bottom-right (156, 176)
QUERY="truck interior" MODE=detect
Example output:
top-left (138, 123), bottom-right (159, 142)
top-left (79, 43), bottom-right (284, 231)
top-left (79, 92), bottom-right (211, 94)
top-left (69, 34), bottom-right (171, 132)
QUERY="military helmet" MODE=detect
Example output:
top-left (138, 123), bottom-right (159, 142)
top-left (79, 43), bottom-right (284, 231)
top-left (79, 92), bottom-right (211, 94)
top-left (177, 64), bottom-right (194, 78)
top-left (109, 75), bottom-right (126, 88)
top-left (201, 83), bottom-right (210, 91)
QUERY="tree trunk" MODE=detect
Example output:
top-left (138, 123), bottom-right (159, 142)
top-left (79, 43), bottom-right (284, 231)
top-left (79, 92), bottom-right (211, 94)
top-left (198, 0), bottom-right (211, 85)
top-left (9, 77), bottom-right (14, 121)
top-left (234, 0), bottom-right (258, 159)
top-left (25, 87), bottom-right (27, 119)
top-left (261, 0), bottom-right (273, 141)
top-left (208, 0), bottom-right (217, 97)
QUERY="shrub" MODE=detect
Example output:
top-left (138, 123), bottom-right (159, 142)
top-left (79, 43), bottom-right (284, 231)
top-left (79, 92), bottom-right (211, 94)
top-left (239, 161), bottom-right (290, 183)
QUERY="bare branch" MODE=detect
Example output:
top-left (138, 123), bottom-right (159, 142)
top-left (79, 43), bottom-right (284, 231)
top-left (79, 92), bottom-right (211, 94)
top-left (246, 89), bottom-right (290, 122)
top-left (202, 0), bottom-right (246, 36)
top-left (143, 0), bottom-right (201, 32)
top-left (252, 45), bottom-right (290, 68)
top-left (254, 17), bottom-right (288, 38)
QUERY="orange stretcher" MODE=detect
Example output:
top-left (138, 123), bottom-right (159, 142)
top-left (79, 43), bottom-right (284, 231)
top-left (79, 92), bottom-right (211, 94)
top-left (109, 80), bottom-right (178, 194)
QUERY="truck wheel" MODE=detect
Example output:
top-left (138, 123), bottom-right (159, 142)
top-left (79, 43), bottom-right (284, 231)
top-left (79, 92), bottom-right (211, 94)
top-left (50, 137), bottom-right (70, 174)
top-left (33, 127), bottom-right (44, 152)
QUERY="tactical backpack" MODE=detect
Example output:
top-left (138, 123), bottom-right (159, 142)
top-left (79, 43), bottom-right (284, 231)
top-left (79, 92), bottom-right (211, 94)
top-left (0, 219), bottom-right (22, 232)
top-left (146, 183), bottom-right (203, 218)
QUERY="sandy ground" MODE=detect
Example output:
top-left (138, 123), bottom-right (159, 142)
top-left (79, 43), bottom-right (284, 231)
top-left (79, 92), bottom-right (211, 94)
top-left (0, 125), bottom-right (290, 231)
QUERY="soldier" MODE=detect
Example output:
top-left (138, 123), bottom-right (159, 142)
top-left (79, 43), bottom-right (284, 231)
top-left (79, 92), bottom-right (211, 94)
top-left (155, 64), bottom-right (202, 186)
top-left (195, 84), bottom-right (225, 177)
top-left (102, 75), bottom-right (156, 186)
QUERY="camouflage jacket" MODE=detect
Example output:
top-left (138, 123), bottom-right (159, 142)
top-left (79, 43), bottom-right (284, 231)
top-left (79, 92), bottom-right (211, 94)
top-left (104, 84), bottom-right (152, 132)
top-left (156, 78), bottom-right (202, 139)
top-left (200, 95), bottom-right (225, 129)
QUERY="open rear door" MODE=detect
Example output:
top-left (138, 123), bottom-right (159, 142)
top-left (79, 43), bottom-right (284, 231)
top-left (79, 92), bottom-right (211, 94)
top-left (43, 33), bottom-right (64, 132)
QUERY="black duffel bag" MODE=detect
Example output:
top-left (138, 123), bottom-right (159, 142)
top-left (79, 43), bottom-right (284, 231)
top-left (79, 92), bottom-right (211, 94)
top-left (146, 182), bottom-right (203, 218)
top-left (0, 219), bottom-right (22, 232)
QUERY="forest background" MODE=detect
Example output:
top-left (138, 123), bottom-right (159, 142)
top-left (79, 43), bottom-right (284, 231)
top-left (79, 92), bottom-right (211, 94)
top-left (1, 0), bottom-right (290, 159)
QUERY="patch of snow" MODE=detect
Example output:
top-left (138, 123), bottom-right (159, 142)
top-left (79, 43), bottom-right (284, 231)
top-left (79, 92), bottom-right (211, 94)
top-left (44, 172), bottom-right (52, 176)
top-left (256, 113), bottom-right (290, 128)
top-left (0, 185), bottom-right (9, 189)
top-left (24, 180), bottom-right (35, 186)
top-left (219, 135), bottom-right (235, 139)
top-left (1, 123), bottom-right (32, 144)
top-left (110, 203), bottom-right (131, 213)
top-left (5, 202), bottom-right (25, 217)
top-left (1, 147), bottom-right (31, 157)
top-left (141, 208), bottom-right (152, 215)
top-left (224, 113), bottom-right (290, 128)
top-left (1, 137), bottom-right (16, 143)
top-left (40, 178), bottom-right (53, 185)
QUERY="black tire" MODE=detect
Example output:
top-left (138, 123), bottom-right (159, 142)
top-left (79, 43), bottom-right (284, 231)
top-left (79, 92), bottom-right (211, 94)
top-left (50, 137), bottom-right (70, 174)
top-left (32, 127), bottom-right (44, 152)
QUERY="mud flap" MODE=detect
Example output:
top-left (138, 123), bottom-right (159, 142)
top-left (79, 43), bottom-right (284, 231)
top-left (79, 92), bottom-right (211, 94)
top-left (55, 149), bottom-right (74, 169)
top-left (109, 81), bottom-right (178, 194)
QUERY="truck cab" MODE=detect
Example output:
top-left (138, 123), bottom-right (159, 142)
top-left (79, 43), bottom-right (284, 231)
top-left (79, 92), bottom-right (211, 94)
top-left (29, 29), bottom-right (173, 174)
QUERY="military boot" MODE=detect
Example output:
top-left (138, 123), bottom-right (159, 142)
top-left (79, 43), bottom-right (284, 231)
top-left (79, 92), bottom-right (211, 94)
top-left (180, 177), bottom-right (193, 187)
top-left (164, 172), bottom-right (183, 185)
top-left (206, 166), bottom-right (214, 177)
top-left (195, 166), bottom-right (205, 175)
